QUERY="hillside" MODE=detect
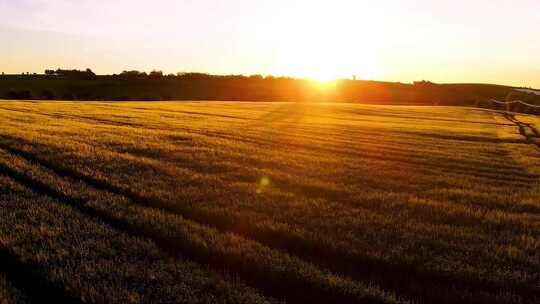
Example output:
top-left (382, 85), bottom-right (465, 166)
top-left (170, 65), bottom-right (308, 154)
top-left (2, 73), bottom-right (539, 106)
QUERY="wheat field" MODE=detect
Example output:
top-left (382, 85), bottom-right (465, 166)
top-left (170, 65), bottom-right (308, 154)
top-left (0, 101), bottom-right (538, 304)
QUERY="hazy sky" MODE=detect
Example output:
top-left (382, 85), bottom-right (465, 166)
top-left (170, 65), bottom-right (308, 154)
top-left (1, 0), bottom-right (539, 87)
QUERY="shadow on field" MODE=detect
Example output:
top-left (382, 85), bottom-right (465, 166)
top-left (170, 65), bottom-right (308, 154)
top-left (336, 107), bottom-right (517, 126)
top-left (0, 243), bottom-right (80, 303)
top-left (238, 102), bottom-right (306, 130)
top-left (402, 131), bottom-right (525, 144)
top-left (502, 112), bottom-right (540, 148)
top-left (0, 137), bottom-right (393, 303)
top-left (0, 106), bottom-right (146, 129)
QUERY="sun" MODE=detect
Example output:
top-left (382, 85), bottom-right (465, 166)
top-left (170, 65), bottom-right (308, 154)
top-left (269, 1), bottom-right (384, 82)
top-left (272, 46), bottom-right (383, 82)
top-left (270, 26), bottom-right (384, 82)
top-left (307, 61), bottom-right (382, 83)
top-left (309, 67), bottom-right (343, 83)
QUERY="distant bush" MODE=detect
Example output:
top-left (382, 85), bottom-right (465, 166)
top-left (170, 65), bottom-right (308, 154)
top-left (149, 70), bottom-right (164, 78)
top-left (177, 72), bottom-right (215, 80)
top-left (45, 68), bottom-right (96, 79)
top-left (413, 80), bottom-right (436, 86)
top-left (118, 70), bottom-right (148, 80)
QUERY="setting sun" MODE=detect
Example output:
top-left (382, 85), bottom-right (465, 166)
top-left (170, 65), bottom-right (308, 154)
top-left (269, 1), bottom-right (384, 81)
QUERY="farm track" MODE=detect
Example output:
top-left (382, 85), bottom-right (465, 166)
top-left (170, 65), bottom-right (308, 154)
top-left (0, 136), bottom-right (537, 303)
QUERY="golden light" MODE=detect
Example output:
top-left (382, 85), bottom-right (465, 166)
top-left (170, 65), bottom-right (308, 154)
top-left (270, 1), bottom-right (384, 82)
top-left (309, 79), bottom-right (339, 93)
top-left (256, 176), bottom-right (271, 194)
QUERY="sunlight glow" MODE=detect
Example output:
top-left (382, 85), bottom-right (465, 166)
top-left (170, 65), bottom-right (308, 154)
top-left (256, 176), bottom-right (271, 194)
top-left (269, 1), bottom-right (384, 82)
top-left (1, 0), bottom-right (539, 87)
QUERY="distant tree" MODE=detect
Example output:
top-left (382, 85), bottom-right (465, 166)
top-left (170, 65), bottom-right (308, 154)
top-left (177, 72), bottom-right (213, 80)
top-left (118, 70), bottom-right (147, 79)
top-left (85, 68), bottom-right (96, 77)
top-left (149, 70), bottom-right (164, 78)
top-left (413, 80), bottom-right (436, 86)
top-left (45, 69), bottom-right (56, 75)
top-left (54, 68), bottom-right (96, 79)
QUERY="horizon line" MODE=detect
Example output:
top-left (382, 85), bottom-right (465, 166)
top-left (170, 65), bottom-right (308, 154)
top-left (2, 69), bottom-right (538, 90)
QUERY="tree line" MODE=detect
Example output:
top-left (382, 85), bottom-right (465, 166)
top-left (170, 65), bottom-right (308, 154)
top-left (1, 69), bottom-right (540, 112)
top-left (36, 68), bottom-right (284, 81)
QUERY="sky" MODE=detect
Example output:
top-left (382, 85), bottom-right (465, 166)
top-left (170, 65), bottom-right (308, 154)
top-left (1, 0), bottom-right (539, 87)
